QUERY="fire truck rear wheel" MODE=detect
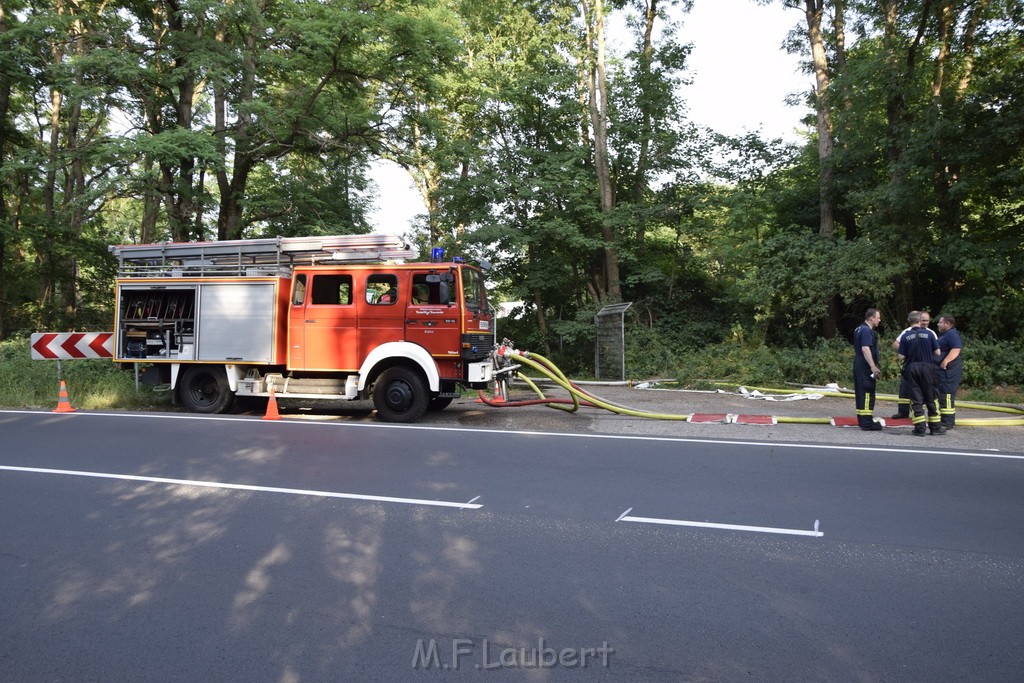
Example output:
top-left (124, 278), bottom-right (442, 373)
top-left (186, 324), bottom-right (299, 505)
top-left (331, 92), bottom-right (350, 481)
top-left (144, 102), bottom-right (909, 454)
top-left (373, 366), bottom-right (429, 423)
top-left (179, 365), bottom-right (235, 414)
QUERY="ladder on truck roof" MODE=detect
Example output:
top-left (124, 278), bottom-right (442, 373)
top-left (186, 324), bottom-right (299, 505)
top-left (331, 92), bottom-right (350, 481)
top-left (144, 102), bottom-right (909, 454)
top-left (109, 234), bottom-right (418, 277)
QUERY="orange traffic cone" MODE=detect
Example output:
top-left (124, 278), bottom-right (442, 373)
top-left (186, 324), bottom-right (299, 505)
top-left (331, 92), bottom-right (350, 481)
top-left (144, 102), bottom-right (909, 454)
top-left (53, 380), bottom-right (76, 413)
top-left (263, 386), bottom-right (282, 420)
top-left (476, 383), bottom-right (507, 404)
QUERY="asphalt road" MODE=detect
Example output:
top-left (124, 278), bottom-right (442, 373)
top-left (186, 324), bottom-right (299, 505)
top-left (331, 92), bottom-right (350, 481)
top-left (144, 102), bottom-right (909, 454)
top-left (2, 401), bottom-right (1023, 681)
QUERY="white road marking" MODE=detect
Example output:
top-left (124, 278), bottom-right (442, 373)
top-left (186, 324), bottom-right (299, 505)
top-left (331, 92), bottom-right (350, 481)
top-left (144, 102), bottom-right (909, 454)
top-left (1, 409), bottom-right (1021, 461)
top-left (0, 465), bottom-right (483, 510)
top-left (619, 512), bottom-right (824, 537)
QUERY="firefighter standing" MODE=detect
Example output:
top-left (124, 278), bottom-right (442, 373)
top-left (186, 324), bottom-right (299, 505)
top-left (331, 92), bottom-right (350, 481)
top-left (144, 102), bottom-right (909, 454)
top-left (936, 314), bottom-right (963, 428)
top-left (891, 311), bottom-right (937, 419)
top-left (853, 309), bottom-right (883, 431)
top-left (898, 321), bottom-right (946, 436)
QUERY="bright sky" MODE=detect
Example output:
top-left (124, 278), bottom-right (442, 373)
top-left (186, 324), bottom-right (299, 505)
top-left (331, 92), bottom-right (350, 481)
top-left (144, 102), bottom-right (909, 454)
top-left (367, 0), bottom-right (810, 234)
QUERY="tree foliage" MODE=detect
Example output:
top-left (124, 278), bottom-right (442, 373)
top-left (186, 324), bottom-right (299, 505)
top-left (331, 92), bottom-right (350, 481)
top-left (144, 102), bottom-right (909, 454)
top-left (1, 0), bottom-right (1021, 381)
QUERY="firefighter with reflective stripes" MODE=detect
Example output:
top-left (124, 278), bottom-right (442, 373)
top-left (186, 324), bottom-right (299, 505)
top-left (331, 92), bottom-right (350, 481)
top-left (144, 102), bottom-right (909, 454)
top-left (852, 309), bottom-right (883, 431)
top-left (891, 311), bottom-right (937, 419)
top-left (898, 321), bottom-right (946, 436)
top-left (936, 314), bottom-right (963, 428)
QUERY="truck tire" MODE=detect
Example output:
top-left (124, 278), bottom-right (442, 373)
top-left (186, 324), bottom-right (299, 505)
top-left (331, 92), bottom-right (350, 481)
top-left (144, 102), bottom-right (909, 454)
top-left (373, 366), bottom-right (429, 423)
top-left (179, 365), bottom-right (235, 414)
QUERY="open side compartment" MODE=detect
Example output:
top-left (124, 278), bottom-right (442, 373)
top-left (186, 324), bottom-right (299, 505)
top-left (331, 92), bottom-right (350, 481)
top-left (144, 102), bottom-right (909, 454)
top-left (118, 286), bottom-right (197, 360)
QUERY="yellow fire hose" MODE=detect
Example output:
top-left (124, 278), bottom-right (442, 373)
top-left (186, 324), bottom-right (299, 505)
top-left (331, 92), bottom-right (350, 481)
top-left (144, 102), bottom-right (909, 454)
top-left (480, 349), bottom-right (1024, 427)
top-left (484, 349), bottom-right (693, 421)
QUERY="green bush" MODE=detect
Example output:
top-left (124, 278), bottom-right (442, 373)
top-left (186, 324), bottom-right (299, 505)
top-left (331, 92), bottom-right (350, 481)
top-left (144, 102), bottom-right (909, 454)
top-left (958, 337), bottom-right (1024, 389)
top-left (629, 334), bottom-right (1023, 397)
top-left (624, 325), bottom-right (680, 379)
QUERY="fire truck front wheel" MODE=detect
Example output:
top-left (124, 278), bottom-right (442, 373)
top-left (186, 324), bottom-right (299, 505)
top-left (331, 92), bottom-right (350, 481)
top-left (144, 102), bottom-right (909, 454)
top-left (179, 365), bottom-right (236, 414)
top-left (373, 366), bottom-right (429, 423)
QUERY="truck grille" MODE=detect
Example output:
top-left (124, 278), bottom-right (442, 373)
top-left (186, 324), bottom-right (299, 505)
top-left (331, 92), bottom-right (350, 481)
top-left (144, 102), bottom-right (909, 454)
top-left (461, 333), bottom-right (494, 361)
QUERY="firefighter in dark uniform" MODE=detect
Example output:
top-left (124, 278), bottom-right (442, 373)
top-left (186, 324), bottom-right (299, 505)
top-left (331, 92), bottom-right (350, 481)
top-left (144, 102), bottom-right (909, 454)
top-left (891, 311), bottom-right (936, 418)
top-left (936, 314), bottom-right (963, 428)
top-left (853, 309), bottom-right (883, 431)
top-left (898, 321), bottom-right (945, 436)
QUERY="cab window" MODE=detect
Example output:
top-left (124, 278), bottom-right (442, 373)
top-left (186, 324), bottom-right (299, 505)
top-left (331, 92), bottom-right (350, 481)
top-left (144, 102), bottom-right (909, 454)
top-left (310, 274), bottom-right (352, 305)
top-left (366, 274), bottom-right (398, 305)
top-left (292, 274), bottom-right (307, 305)
top-left (462, 268), bottom-right (482, 312)
top-left (411, 275), bottom-right (440, 305)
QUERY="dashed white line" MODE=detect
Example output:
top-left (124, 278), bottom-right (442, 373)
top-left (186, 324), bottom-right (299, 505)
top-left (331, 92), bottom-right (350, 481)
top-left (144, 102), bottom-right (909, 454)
top-left (618, 510), bottom-right (824, 537)
top-left (0, 465), bottom-right (483, 510)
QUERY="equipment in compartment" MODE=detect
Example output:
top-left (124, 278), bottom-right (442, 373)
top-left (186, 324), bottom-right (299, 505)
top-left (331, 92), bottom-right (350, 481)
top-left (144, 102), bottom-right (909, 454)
top-left (120, 288), bottom-right (196, 359)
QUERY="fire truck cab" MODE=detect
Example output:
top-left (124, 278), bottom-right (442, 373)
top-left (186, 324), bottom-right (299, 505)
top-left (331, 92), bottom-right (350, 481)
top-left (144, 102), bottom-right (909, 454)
top-left (109, 234), bottom-right (496, 422)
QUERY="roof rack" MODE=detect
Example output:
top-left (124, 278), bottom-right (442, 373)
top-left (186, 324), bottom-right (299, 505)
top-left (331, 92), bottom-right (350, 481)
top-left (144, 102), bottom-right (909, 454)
top-left (110, 234), bottom-right (418, 277)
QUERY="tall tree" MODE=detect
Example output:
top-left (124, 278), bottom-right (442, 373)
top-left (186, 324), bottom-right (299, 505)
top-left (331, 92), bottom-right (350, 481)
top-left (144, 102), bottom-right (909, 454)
top-left (580, 0), bottom-right (621, 301)
top-left (25, 0), bottom-right (120, 323)
top-left (802, 0), bottom-right (838, 239)
top-left (611, 0), bottom-right (692, 247)
top-left (0, 0), bottom-right (16, 337)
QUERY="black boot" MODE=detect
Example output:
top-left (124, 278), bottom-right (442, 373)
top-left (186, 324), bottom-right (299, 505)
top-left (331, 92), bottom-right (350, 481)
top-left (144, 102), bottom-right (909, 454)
top-left (930, 425), bottom-right (947, 435)
top-left (861, 421), bottom-right (883, 431)
top-left (913, 426), bottom-right (927, 436)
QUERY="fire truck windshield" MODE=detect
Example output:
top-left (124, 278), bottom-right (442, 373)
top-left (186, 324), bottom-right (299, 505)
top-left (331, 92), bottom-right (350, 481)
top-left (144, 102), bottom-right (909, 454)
top-left (461, 267), bottom-right (487, 313)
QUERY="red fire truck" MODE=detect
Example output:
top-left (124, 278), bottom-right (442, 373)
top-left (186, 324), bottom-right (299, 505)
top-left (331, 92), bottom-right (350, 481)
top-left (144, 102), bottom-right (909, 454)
top-left (108, 234), bottom-right (496, 422)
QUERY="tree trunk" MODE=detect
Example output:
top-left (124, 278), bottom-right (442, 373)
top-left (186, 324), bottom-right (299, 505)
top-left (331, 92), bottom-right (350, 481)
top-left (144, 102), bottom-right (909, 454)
top-left (40, 87), bottom-right (61, 313)
top-left (215, 13), bottom-right (261, 240)
top-left (0, 2), bottom-right (10, 338)
top-left (880, 0), bottom-right (932, 311)
top-left (60, 13), bottom-right (88, 318)
top-left (633, 0), bottom-right (658, 246)
top-left (532, 288), bottom-right (552, 356)
top-left (931, 0), bottom-right (988, 250)
top-left (882, 0), bottom-right (930, 175)
top-left (526, 238), bottom-right (552, 356)
top-left (218, 159), bottom-right (253, 240)
top-left (140, 158), bottom-right (160, 243)
top-left (165, 0), bottom-right (197, 242)
top-left (930, 1), bottom-right (959, 232)
top-left (802, 0), bottom-right (842, 337)
top-left (582, 0), bottom-right (620, 301)
top-left (804, 0), bottom-right (835, 239)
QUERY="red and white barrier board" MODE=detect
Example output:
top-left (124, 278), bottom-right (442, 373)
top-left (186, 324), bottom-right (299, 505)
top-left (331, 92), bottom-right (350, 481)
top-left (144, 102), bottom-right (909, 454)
top-left (31, 332), bottom-right (114, 360)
